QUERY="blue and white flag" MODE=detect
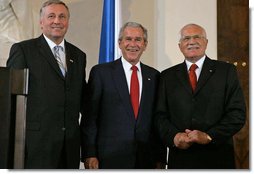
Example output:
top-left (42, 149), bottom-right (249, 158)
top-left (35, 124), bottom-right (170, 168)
top-left (99, 0), bottom-right (121, 63)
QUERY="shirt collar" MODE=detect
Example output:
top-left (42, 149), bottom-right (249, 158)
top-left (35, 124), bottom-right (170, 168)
top-left (185, 55), bottom-right (206, 70)
top-left (121, 57), bottom-right (141, 71)
top-left (43, 34), bottom-right (65, 52)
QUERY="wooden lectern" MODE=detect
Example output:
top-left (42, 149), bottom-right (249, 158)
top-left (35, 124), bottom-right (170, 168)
top-left (0, 67), bottom-right (29, 169)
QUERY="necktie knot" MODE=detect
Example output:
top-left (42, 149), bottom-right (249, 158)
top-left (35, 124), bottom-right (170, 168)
top-left (54, 45), bottom-right (63, 53)
top-left (189, 64), bottom-right (198, 71)
top-left (131, 65), bottom-right (138, 72)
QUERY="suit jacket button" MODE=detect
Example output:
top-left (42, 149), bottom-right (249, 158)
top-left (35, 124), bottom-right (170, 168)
top-left (62, 127), bottom-right (66, 131)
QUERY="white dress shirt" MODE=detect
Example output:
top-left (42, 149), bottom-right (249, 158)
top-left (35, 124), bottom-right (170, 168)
top-left (185, 55), bottom-right (206, 80)
top-left (121, 57), bottom-right (143, 101)
top-left (43, 34), bottom-right (67, 71)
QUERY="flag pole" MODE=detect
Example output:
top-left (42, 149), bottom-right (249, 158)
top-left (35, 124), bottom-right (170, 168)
top-left (114, 0), bottom-right (121, 60)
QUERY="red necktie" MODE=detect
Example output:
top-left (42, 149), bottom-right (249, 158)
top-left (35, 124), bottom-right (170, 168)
top-left (130, 65), bottom-right (139, 119)
top-left (189, 64), bottom-right (198, 92)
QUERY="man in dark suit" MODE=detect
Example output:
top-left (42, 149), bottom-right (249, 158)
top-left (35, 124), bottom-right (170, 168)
top-left (81, 22), bottom-right (166, 169)
top-left (155, 23), bottom-right (246, 169)
top-left (6, 0), bottom-right (86, 169)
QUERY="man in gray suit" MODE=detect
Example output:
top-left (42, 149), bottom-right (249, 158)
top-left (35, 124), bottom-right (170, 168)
top-left (155, 23), bottom-right (246, 169)
top-left (7, 0), bottom-right (87, 169)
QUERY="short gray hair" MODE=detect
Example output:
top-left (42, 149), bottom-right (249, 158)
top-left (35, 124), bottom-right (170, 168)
top-left (179, 23), bottom-right (207, 42)
top-left (40, 0), bottom-right (70, 18)
top-left (118, 22), bottom-right (148, 43)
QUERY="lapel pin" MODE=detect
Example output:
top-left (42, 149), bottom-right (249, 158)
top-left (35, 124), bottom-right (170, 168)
top-left (70, 59), bottom-right (74, 63)
top-left (148, 78), bottom-right (151, 81)
top-left (209, 69), bottom-right (213, 72)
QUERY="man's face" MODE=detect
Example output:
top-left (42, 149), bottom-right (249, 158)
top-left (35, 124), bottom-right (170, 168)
top-left (119, 27), bottom-right (147, 65)
top-left (40, 4), bottom-right (69, 44)
top-left (178, 25), bottom-right (208, 62)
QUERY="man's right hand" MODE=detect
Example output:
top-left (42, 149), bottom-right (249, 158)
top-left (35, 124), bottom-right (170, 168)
top-left (173, 132), bottom-right (193, 149)
top-left (84, 157), bottom-right (99, 169)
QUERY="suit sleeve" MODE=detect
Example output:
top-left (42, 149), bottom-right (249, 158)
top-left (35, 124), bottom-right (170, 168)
top-left (6, 43), bottom-right (27, 68)
top-left (154, 73), bottom-right (180, 147)
top-left (207, 64), bottom-right (246, 144)
top-left (81, 66), bottom-right (101, 160)
top-left (79, 51), bottom-right (88, 116)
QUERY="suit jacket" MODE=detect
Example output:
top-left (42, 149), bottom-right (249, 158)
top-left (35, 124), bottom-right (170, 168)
top-left (7, 35), bottom-right (87, 169)
top-left (81, 58), bottom-right (165, 169)
top-left (155, 57), bottom-right (246, 169)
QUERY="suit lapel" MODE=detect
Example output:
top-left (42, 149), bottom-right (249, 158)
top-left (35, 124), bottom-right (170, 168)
top-left (176, 58), bottom-right (216, 95)
top-left (195, 57), bottom-right (215, 94)
top-left (176, 62), bottom-right (193, 94)
top-left (112, 59), bottom-right (135, 120)
top-left (37, 35), bottom-right (65, 80)
top-left (65, 41), bottom-right (74, 82)
top-left (136, 64), bottom-right (150, 123)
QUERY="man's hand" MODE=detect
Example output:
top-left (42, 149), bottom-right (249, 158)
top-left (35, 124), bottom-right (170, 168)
top-left (173, 132), bottom-right (193, 149)
top-left (185, 129), bottom-right (212, 145)
top-left (84, 157), bottom-right (99, 169)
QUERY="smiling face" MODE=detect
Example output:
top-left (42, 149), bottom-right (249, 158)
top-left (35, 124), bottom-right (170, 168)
top-left (178, 24), bottom-right (208, 63)
top-left (40, 4), bottom-right (69, 44)
top-left (118, 26), bottom-right (147, 65)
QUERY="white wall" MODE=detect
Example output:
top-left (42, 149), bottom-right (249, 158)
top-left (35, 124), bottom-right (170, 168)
top-left (127, 0), bottom-right (217, 72)
top-left (65, 0), bottom-right (102, 75)
top-left (0, 0), bottom-right (217, 75)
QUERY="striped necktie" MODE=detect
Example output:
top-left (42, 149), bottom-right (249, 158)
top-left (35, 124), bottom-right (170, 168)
top-left (54, 46), bottom-right (66, 76)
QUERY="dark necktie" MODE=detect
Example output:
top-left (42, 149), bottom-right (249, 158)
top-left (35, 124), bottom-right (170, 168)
top-left (54, 46), bottom-right (66, 76)
top-left (189, 64), bottom-right (198, 92)
top-left (130, 65), bottom-right (139, 119)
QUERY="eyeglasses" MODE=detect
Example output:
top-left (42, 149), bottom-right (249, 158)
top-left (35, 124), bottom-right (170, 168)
top-left (180, 35), bottom-right (206, 42)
